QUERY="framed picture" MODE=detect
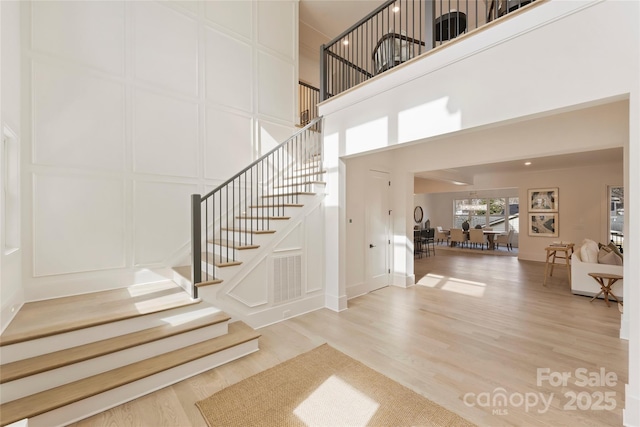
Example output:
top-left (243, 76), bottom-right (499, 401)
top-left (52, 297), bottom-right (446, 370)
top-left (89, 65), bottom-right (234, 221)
top-left (529, 213), bottom-right (558, 237)
top-left (414, 206), bottom-right (423, 223)
top-left (528, 188), bottom-right (559, 212)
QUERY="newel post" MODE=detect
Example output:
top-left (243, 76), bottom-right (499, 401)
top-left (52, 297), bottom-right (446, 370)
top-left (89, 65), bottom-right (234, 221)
top-left (319, 44), bottom-right (327, 102)
top-left (190, 194), bottom-right (201, 299)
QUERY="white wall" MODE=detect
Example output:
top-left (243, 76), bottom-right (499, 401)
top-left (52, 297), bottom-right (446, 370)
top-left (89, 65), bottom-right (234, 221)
top-left (18, 0), bottom-right (299, 300)
top-left (299, 50), bottom-right (320, 89)
top-left (1, 0), bottom-right (24, 332)
top-left (320, 1), bottom-right (639, 423)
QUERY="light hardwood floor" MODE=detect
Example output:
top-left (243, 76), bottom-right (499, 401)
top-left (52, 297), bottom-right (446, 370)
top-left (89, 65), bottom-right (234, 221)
top-left (69, 250), bottom-right (627, 427)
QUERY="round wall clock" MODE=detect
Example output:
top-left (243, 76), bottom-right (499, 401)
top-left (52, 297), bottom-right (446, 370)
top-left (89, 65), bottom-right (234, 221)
top-left (414, 206), bottom-right (423, 223)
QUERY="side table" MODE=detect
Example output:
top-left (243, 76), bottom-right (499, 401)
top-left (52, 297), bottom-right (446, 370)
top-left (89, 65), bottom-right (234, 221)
top-left (543, 243), bottom-right (574, 286)
top-left (588, 272), bottom-right (623, 307)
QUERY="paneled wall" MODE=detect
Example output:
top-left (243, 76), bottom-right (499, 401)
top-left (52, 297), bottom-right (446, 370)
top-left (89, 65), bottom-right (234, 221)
top-left (1, 0), bottom-right (24, 330)
top-left (21, 0), bottom-right (298, 299)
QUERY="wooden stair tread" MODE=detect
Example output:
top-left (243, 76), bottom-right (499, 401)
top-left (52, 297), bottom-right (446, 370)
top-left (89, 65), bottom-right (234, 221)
top-left (0, 321), bottom-right (260, 427)
top-left (235, 215), bottom-right (290, 221)
top-left (209, 239), bottom-right (260, 250)
top-left (196, 279), bottom-right (224, 287)
top-left (262, 192), bottom-right (315, 198)
top-left (292, 167), bottom-right (325, 174)
top-left (173, 266), bottom-right (223, 287)
top-left (0, 310), bottom-right (231, 384)
top-left (274, 181), bottom-right (325, 189)
top-left (249, 204), bottom-right (303, 208)
top-left (200, 252), bottom-right (242, 268)
top-left (0, 281), bottom-right (197, 346)
top-left (221, 227), bottom-right (276, 234)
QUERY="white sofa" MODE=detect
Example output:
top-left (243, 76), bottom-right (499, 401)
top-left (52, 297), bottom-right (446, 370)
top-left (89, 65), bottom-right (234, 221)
top-left (571, 246), bottom-right (623, 299)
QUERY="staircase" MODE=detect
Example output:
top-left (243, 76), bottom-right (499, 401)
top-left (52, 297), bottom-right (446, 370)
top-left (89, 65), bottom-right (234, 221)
top-left (0, 118), bottom-right (324, 426)
top-left (0, 281), bottom-right (260, 427)
top-left (169, 118), bottom-right (326, 326)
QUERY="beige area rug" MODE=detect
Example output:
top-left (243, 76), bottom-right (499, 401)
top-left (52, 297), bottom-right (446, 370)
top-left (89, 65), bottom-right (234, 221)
top-left (196, 344), bottom-right (475, 427)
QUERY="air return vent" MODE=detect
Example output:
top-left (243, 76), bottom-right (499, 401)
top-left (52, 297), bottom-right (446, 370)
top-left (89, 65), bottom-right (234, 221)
top-left (273, 255), bottom-right (302, 303)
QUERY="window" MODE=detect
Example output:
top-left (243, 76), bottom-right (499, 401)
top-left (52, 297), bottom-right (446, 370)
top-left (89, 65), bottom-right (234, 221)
top-left (454, 197), bottom-right (519, 232)
top-left (3, 126), bottom-right (20, 253)
top-left (609, 186), bottom-right (623, 252)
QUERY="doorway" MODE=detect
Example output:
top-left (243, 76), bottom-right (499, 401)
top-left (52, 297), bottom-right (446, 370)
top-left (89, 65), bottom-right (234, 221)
top-left (365, 170), bottom-right (391, 292)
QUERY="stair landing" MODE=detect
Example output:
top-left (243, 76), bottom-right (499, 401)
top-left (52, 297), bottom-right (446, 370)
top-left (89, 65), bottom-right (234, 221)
top-left (0, 281), bottom-right (198, 346)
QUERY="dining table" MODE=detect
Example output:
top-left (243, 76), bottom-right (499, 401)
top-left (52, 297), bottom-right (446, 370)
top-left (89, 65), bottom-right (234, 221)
top-left (482, 230), bottom-right (503, 250)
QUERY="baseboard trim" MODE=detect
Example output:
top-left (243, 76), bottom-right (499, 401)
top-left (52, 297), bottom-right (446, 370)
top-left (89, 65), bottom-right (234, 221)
top-left (325, 293), bottom-right (347, 312)
top-left (392, 273), bottom-right (414, 288)
top-left (1, 289), bottom-right (24, 335)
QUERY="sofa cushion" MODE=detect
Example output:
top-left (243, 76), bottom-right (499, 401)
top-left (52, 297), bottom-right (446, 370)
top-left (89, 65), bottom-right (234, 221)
top-left (608, 242), bottom-right (624, 261)
top-left (580, 239), bottom-right (599, 263)
top-left (598, 246), bottom-right (623, 265)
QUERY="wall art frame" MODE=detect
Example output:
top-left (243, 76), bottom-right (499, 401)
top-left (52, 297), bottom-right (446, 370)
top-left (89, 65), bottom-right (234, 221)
top-left (528, 187), bottom-right (559, 212)
top-left (529, 213), bottom-right (559, 237)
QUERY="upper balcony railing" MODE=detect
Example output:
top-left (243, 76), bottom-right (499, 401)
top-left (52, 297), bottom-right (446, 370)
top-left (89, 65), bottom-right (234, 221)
top-left (320, 0), bottom-right (536, 100)
top-left (298, 81), bottom-right (320, 131)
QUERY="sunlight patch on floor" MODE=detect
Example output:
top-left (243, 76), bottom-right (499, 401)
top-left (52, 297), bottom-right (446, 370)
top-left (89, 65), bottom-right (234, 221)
top-left (417, 273), bottom-right (486, 297)
top-left (417, 273), bottom-right (445, 287)
top-left (294, 375), bottom-right (379, 426)
top-left (441, 277), bottom-right (486, 297)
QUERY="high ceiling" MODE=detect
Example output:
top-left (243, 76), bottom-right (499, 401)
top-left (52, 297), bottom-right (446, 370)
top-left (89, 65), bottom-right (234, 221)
top-left (299, 0), bottom-right (386, 56)
top-left (298, 2), bottom-right (625, 186)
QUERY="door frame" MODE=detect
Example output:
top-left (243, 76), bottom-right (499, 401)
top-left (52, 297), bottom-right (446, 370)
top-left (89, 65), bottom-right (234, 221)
top-left (364, 169), bottom-right (391, 292)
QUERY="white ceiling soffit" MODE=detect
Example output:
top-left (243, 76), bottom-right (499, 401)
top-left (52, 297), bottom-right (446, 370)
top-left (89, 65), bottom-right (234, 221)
top-left (414, 148), bottom-right (624, 182)
top-left (417, 169), bottom-right (474, 185)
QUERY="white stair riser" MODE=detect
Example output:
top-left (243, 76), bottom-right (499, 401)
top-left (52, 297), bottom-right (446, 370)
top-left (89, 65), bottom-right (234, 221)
top-left (26, 339), bottom-right (259, 427)
top-left (261, 191), bottom-right (319, 199)
top-left (205, 246), bottom-right (258, 264)
top-left (0, 303), bottom-right (215, 363)
top-left (247, 206), bottom-right (303, 217)
top-left (0, 321), bottom-right (228, 403)
top-left (172, 266), bottom-right (235, 288)
top-left (226, 218), bottom-right (292, 231)
top-left (213, 232), bottom-right (275, 245)
top-left (196, 263), bottom-right (242, 284)
top-left (208, 232), bottom-right (274, 247)
top-left (172, 270), bottom-right (197, 292)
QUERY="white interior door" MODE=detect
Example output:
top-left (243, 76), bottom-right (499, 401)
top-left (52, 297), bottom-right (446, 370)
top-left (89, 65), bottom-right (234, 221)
top-left (365, 170), bottom-right (390, 292)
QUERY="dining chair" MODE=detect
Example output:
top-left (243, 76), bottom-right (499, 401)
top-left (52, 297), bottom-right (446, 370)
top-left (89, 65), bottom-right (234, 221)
top-left (425, 228), bottom-right (436, 256)
top-left (450, 228), bottom-right (467, 248)
top-left (436, 226), bottom-right (449, 245)
top-left (496, 229), bottom-right (514, 251)
top-left (469, 229), bottom-right (487, 250)
top-left (414, 229), bottom-right (423, 258)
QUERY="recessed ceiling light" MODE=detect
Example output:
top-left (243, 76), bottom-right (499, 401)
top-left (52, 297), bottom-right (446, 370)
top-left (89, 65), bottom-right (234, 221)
top-left (342, 39), bottom-right (349, 46)
top-left (392, 6), bottom-right (400, 12)
top-left (524, 161), bottom-right (532, 166)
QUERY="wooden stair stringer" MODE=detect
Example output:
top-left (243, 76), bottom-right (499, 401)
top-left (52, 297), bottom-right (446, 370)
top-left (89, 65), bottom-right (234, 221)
top-left (196, 188), bottom-right (327, 321)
